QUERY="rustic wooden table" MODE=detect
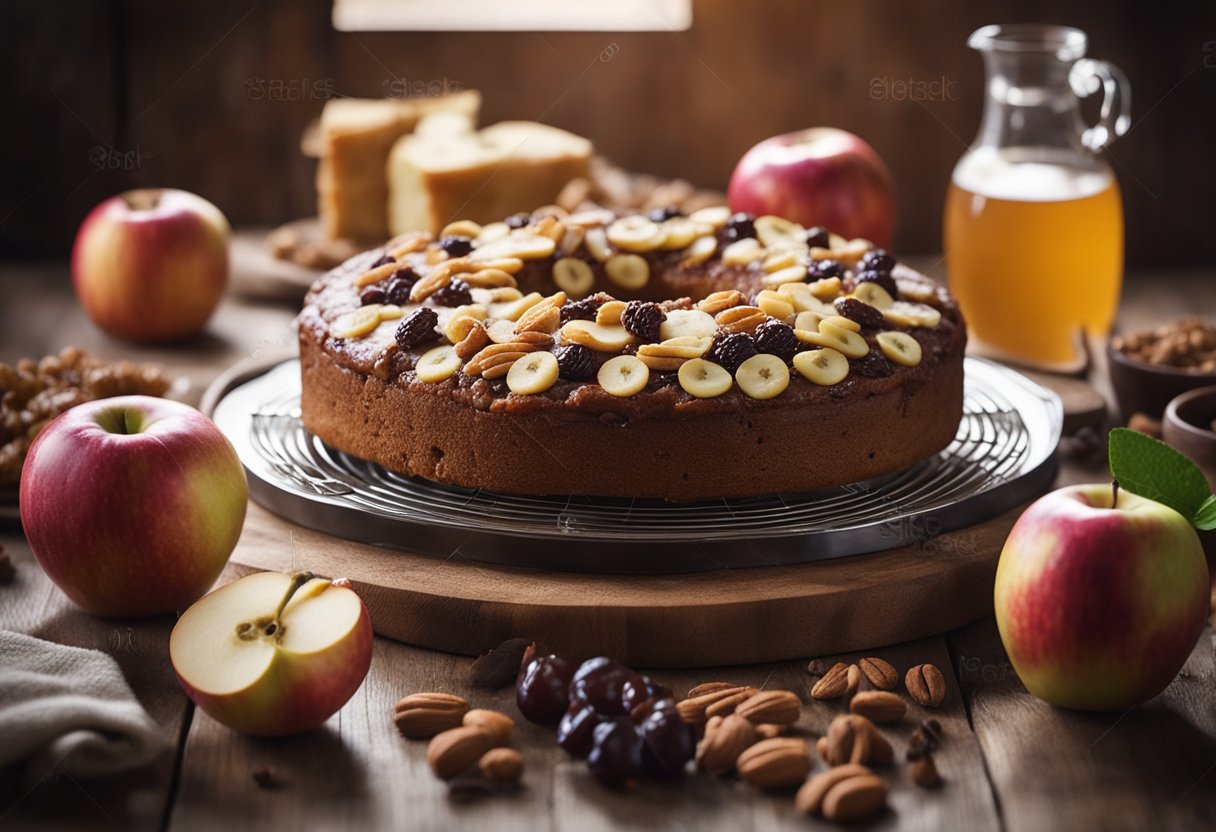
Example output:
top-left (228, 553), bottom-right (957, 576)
top-left (1, 262), bottom-right (1214, 832)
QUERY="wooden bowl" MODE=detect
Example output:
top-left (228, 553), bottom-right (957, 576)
top-left (1163, 386), bottom-right (1216, 490)
top-left (1162, 386), bottom-right (1216, 569)
top-left (1107, 341), bottom-right (1216, 421)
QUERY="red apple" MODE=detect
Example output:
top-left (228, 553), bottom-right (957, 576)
top-left (727, 128), bottom-right (895, 247)
top-left (170, 571), bottom-right (373, 736)
top-left (72, 189), bottom-right (230, 342)
top-left (994, 484), bottom-right (1210, 710)
top-left (19, 395), bottom-right (247, 617)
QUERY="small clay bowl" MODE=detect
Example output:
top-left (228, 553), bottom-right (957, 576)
top-left (1163, 386), bottom-right (1216, 491)
top-left (1162, 385), bottom-right (1216, 568)
top-left (1107, 341), bottom-right (1216, 421)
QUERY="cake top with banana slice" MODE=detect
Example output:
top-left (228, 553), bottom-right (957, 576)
top-left (297, 206), bottom-right (966, 415)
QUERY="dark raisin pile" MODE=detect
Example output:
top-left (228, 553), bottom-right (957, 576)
top-left (804, 226), bottom-right (831, 249)
top-left (853, 269), bottom-right (898, 298)
top-left (555, 344), bottom-right (595, 380)
top-left (834, 297), bottom-right (886, 330)
top-left (621, 301), bottom-right (666, 342)
top-left (518, 654), bottom-right (691, 788)
top-left (753, 320), bottom-right (798, 360)
top-left (722, 212), bottom-right (756, 242)
top-left (429, 278), bottom-right (473, 307)
top-left (560, 297), bottom-right (602, 325)
top-left (394, 308), bottom-right (440, 349)
top-left (706, 331), bottom-right (757, 373)
top-left (439, 235), bottom-right (474, 257)
top-left (370, 253), bottom-right (397, 268)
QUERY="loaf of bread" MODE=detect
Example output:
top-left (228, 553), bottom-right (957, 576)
top-left (387, 120), bottom-right (592, 236)
top-left (316, 91), bottom-right (480, 242)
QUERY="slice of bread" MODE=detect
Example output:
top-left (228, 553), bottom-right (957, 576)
top-left (316, 91), bottom-right (480, 242)
top-left (388, 120), bottom-right (593, 236)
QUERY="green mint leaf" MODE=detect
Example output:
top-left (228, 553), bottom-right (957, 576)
top-left (1108, 427), bottom-right (1213, 524)
top-left (1193, 495), bottom-right (1216, 530)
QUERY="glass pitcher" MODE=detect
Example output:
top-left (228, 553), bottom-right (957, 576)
top-left (944, 24), bottom-right (1130, 370)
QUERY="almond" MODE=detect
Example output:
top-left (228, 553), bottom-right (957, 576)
top-left (736, 737), bottom-right (812, 790)
top-left (905, 663), bottom-right (948, 707)
top-left (462, 709), bottom-right (514, 745)
top-left (478, 747), bottom-right (524, 784)
top-left (393, 692), bottom-right (469, 739)
top-left (795, 763), bottom-right (873, 815)
top-left (426, 725), bottom-right (496, 779)
top-left (850, 691), bottom-right (907, 724)
top-left (735, 690), bottom-right (801, 727)
top-left (858, 657), bottom-right (899, 691)
top-left (677, 684), bottom-right (753, 726)
top-left (696, 713), bottom-right (756, 774)
top-left (811, 662), bottom-right (860, 700)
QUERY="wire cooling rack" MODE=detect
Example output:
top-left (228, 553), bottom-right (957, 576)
top-left (212, 358), bottom-right (1061, 574)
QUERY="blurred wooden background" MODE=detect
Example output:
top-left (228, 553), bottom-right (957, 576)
top-left (3, 0), bottom-right (1210, 265)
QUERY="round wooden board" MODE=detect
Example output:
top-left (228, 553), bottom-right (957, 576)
top-left (230, 500), bottom-right (1020, 668)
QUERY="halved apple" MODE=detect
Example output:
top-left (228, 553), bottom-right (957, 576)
top-left (170, 571), bottom-right (373, 736)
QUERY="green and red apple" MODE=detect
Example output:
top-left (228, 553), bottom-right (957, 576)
top-left (994, 484), bottom-right (1209, 710)
top-left (170, 571), bottom-right (373, 736)
top-left (19, 395), bottom-right (247, 617)
top-left (727, 127), bottom-right (895, 247)
top-left (72, 188), bottom-right (230, 342)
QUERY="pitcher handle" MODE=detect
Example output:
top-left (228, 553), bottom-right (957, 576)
top-left (1069, 58), bottom-right (1131, 151)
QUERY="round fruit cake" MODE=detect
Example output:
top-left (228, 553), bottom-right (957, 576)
top-left (297, 207), bottom-right (966, 500)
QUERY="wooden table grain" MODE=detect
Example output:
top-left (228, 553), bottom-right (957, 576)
top-left (1, 262), bottom-right (1214, 832)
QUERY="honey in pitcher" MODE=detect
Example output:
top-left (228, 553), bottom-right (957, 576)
top-left (944, 152), bottom-right (1123, 368)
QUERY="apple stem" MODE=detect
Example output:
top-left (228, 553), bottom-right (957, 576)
top-left (268, 571), bottom-right (315, 632)
top-left (1112, 479), bottom-right (1120, 509)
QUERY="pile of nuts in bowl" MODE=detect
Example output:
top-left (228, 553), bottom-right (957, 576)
top-left (1112, 318), bottom-right (1216, 371)
top-left (0, 347), bottom-right (173, 485)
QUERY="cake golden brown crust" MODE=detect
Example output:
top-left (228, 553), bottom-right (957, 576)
top-left (297, 208), bottom-right (967, 500)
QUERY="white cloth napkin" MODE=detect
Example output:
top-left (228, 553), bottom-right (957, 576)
top-left (0, 630), bottom-right (170, 779)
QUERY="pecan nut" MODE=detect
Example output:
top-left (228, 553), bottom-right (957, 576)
top-left (905, 663), bottom-right (947, 707)
top-left (697, 289), bottom-right (747, 315)
top-left (849, 691), bottom-right (907, 724)
top-left (695, 713), bottom-right (757, 774)
top-left (858, 657), bottom-right (899, 691)
top-left (796, 765), bottom-right (888, 822)
top-left (736, 737), bottom-right (812, 790)
top-left (677, 684), bottom-right (754, 726)
top-left (735, 690), bottom-right (802, 727)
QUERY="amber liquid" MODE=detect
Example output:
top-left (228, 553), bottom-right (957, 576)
top-left (944, 159), bottom-right (1123, 367)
